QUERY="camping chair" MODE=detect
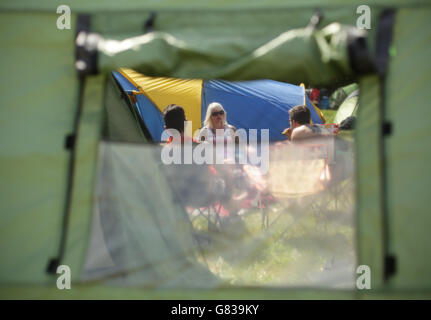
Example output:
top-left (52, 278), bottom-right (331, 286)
top-left (261, 132), bottom-right (341, 234)
top-left (241, 164), bottom-right (273, 230)
top-left (164, 160), bottom-right (245, 238)
top-left (162, 162), bottom-right (219, 232)
top-left (235, 124), bottom-right (340, 232)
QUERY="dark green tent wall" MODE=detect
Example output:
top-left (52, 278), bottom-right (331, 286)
top-left (1, 0), bottom-right (431, 299)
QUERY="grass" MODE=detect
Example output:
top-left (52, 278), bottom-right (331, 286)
top-left (322, 109), bottom-right (337, 124)
top-left (185, 108), bottom-right (357, 287)
top-left (190, 180), bottom-right (356, 288)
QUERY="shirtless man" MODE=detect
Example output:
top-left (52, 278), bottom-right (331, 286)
top-left (284, 105), bottom-right (326, 142)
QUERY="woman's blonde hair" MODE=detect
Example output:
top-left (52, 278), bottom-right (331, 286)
top-left (203, 102), bottom-right (229, 129)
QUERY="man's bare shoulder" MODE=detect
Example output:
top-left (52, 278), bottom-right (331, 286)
top-left (291, 125), bottom-right (315, 141)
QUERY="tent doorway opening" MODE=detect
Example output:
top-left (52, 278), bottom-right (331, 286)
top-left (81, 70), bottom-right (357, 289)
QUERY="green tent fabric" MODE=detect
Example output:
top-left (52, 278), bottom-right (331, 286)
top-left (82, 143), bottom-right (220, 288)
top-left (1, 0), bottom-right (431, 299)
top-left (334, 89), bottom-right (359, 124)
top-left (330, 83), bottom-right (359, 110)
top-left (93, 17), bottom-right (358, 85)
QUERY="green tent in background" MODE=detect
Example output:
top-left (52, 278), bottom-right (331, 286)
top-left (334, 89), bottom-right (359, 124)
top-left (1, 0), bottom-right (431, 299)
top-left (330, 83), bottom-right (359, 110)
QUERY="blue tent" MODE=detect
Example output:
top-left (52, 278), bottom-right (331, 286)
top-left (113, 69), bottom-right (325, 142)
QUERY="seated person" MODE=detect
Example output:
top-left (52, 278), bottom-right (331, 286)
top-left (282, 105), bottom-right (350, 184)
top-left (161, 104), bottom-right (211, 208)
top-left (283, 105), bottom-right (332, 142)
top-left (198, 102), bottom-right (237, 143)
top-left (163, 104), bottom-right (197, 144)
top-left (163, 104), bottom-right (244, 217)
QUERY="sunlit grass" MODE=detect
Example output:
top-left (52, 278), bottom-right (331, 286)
top-left (187, 113), bottom-right (356, 287)
top-left (322, 109), bottom-right (337, 124)
top-left (191, 184), bottom-right (356, 287)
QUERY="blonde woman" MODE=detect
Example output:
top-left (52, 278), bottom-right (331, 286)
top-left (198, 102), bottom-right (237, 143)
